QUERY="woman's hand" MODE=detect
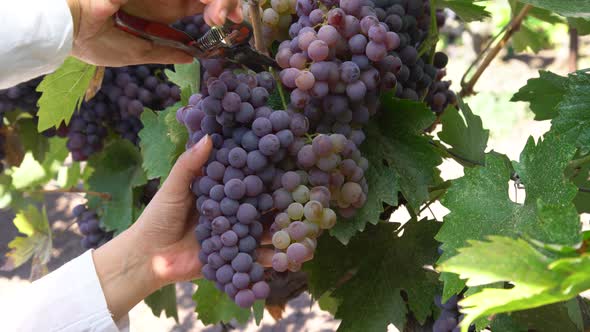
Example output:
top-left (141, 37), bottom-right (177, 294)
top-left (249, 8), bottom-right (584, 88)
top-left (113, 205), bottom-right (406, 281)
top-left (67, 0), bottom-right (243, 66)
top-left (93, 136), bottom-right (272, 321)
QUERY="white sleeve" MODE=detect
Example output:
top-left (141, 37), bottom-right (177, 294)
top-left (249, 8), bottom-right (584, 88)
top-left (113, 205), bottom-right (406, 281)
top-left (2, 250), bottom-right (130, 332)
top-left (0, 0), bottom-right (74, 89)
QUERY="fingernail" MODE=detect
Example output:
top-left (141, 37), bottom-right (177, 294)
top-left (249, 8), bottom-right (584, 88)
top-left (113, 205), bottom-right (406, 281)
top-left (192, 134), bottom-right (210, 151)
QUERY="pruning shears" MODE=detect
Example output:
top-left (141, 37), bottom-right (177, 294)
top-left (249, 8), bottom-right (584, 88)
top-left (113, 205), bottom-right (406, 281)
top-left (113, 11), bottom-right (277, 72)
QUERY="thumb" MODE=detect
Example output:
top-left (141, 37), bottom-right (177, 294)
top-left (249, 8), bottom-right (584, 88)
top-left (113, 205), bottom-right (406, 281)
top-left (159, 135), bottom-right (212, 198)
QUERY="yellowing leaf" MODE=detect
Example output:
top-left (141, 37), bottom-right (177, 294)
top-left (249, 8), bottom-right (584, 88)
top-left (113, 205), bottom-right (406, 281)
top-left (1, 205), bottom-right (52, 278)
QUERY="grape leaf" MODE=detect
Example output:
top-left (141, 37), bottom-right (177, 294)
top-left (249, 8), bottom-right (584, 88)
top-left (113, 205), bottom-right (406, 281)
top-left (553, 72), bottom-right (590, 151)
top-left (11, 138), bottom-right (69, 190)
top-left (193, 279), bottom-right (252, 325)
top-left (329, 97), bottom-right (440, 243)
top-left (16, 118), bottom-right (49, 162)
top-left (253, 300), bottom-right (264, 325)
top-left (568, 163), bottom-right (590, 213)
top-left (144, 284), bottom-right (179, 323)
top-left (306, 220), bottom-right (440, 331)
top-left (491, 300), bottom-right (584, 332)
top-left (437, 0), bottom-right (491, 22)
top-left (165, 60), bottom-right (200, 96)
top-left (511, 71), bottom-right (568, 120)
top-left (438, 100), bottom-right (489, 166)
top-left (379, 96), bottom-right (442, 211)
top-left (87, 140), bottom-right (147, 233)
top-left (329, 136), bottom-right (399, 244)
top-left (57, 162), bottom-right (82, 190)
top-left (512, 24), bottom-right (551, 53)
top-left (139, 107), bottom-right (179, 181)
top-left (333, 221), bottom-right (440, 331)
top-left (569, 18), bottom-right (590, 35)
top-left (439, 237), bottom-right (590, 332)
top-left (1, 205), bottom-right (52, 277)
top-left (164, 103), bottom-right (190, 161)
top-left (436, 134), bottom-right (580, 299)
top-left (517, 0), bottom-right (590, 18)
top-left (36, 57), bottom-right (96, 131)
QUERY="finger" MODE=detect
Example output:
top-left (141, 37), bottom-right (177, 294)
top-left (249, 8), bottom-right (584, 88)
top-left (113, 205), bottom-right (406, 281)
top-left (227, 5), bottom-right (244, 23)
top-left (255, 247), bottom-right (274, 268)
top-left (204, 0), bottom-right (240, 26)
top-left (159, 135), bottom-right (213, 198)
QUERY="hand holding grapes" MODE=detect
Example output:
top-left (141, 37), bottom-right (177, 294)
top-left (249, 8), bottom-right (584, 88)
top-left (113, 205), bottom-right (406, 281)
top-left (92, 136), bottom-right (272, 322)
top-left (67, 0), bottom-right (244, 67)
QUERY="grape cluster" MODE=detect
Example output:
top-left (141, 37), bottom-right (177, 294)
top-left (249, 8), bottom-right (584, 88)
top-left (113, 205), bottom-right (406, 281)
top-left (179, 69), bottom-right (290, 308)
top-left (0, 77), bottom-right (43, 115)
top-left (73, 204), bottom-right (114, 249)
top-left (65, 65), bottom-right (181, 161)
top-left (433, 295), bottom-right (474, 332)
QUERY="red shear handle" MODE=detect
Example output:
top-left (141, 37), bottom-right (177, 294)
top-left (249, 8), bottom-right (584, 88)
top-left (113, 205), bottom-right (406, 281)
top-left (114, 11), bottom-right (200, 56)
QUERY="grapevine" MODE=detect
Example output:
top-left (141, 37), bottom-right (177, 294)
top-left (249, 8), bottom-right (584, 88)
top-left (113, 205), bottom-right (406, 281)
top-left (3, 2), bottom-right (590, 332)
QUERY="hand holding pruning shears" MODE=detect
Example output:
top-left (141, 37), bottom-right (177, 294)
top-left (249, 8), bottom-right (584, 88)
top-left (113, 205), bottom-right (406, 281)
top-left (67, 0), bottom-right (244, 67)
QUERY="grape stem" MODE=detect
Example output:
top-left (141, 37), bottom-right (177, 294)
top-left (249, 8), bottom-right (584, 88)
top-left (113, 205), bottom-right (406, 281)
top-left (459, 4), bottom-right (533, 97)
top-left (248, 0), bottom-right (266, 54)
top-left (25, 187), bottom-right (112, 200)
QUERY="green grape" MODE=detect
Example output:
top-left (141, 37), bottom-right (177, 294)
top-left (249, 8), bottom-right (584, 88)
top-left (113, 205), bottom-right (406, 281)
top-left (274, 212), bottom-right (291, 228)
top-left (292, 185), bottom-right (310, 203)
top-left (271, 0), bottom-right (290, 14)
top-left (263, 8), bottom-right (280, 26)
top-left (272, 230), bottom-right (291, 249)
top-left (304, 220), bottom-right (320, 237)
top-left (304, 200), bottom-right (324, 223)
top-left (287, 202), bottom-right (305, 220)
top-left (320, 208), bottom-right (337, 229)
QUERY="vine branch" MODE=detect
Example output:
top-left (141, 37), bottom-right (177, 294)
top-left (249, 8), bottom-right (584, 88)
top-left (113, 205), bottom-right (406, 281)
top-left (26, 188), bottom-right (112, 200)
top-left (460, 4), bottom-right (533, 97)
top-left (248, 0), bottom-right (266, 54)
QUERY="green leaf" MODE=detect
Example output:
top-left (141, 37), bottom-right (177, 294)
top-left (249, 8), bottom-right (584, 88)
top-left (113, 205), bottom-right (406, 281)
top-left (1, 205), bottom-right (51, 275)
top-left (437, 0), bottom-right (491, 22)
top-left (518, 0), bottom-right (590, 18)
top-left (139, 107), bottom-right (179, 181)
top-left (439, 237), bottom-right (589, 332)
top-left (379, 96), bottom-right (442, 211)
top-left (568, 163), bottom-right (590, 213)
top-left (36, 57), bottom-right (96, 131)
top-left (569, 18), bottom-right (590, 35)
top-left (512, 23), bottom-right (551, 53)
top-left (436, 134), bottom-right (580, 298)
top-left (56, 162), bottom-right (82, 190)
top-left (329, 138), bottom-right (399, 244)
top-left (165, 60), bottom-right (200, 96)
top-left (193, 279), bottom-right (252, 325)
top-left (253, 300), bottom-right (264, 325)
top-left (306, 220), bottom-right (441, 331)
top-left (329, 96), bottom-right (440, 243)
top-left (87, 140), bottom-right (146, 233)
top-left (11, 138), bottom-right (69, 190)
top-left (511, 71), bottom-right (568, 120)
top-left (553, 72), bottom-right (590, 151)
top-left (165, 104), bottom-right (190, 161)
top-left (438, 100), bottom-right (489, 166)
top-left (318, 291), bottom-right (340, 315)
top-left (144, 284), bottom-right (179, 323)
top-left (16, 118), bottom-right (49, 162)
